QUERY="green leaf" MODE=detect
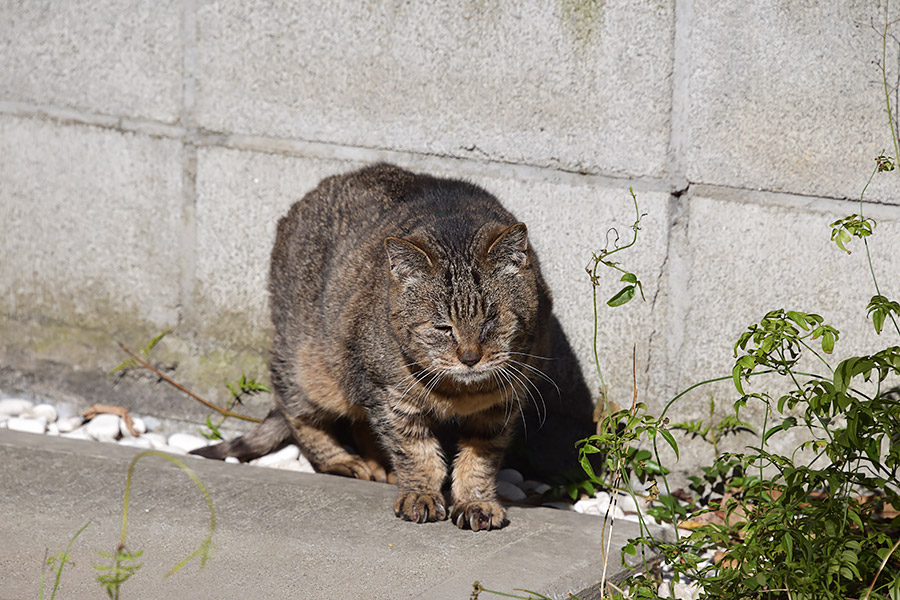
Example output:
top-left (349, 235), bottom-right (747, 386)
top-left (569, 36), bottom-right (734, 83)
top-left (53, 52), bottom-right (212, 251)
top-left (620, 272), bottom-right (638, 284)
top-left (660, 429), bottom-right (679, 461)
top-left (607, 285), bottom-right (636, 307)
top-left (732, 363), bottom-right (745, 395)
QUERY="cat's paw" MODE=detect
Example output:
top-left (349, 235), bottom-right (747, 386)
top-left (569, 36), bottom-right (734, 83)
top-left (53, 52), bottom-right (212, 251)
top-left (323, 456), bottom-right (385, 482)
top-left (394, 491), bottom-right (447, 523)
top-left (451, 500), bottom-right (508, 531)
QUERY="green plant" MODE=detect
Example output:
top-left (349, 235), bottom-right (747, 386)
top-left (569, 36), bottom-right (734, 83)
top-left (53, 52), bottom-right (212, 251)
top-left (585, 187), bottom-right (646, 410)
top-left (611, 144), bottom-right (900, 598)
top-left (39, 521), bottom-right (90, 600)
top-left (40, 451), bottom-right (216, 598)
top-left (112, 332), bottom-right (263, 425)
top-left (200, 375), bottom-right (270, 440)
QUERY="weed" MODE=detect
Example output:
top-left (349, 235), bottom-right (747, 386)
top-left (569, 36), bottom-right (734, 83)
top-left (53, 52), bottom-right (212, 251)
top-left (39, 521), bottom-right (90, 600)
top-left (112, 333), bottom-right (263, 425)
top-left (39, 451), bottom-right (215, 598)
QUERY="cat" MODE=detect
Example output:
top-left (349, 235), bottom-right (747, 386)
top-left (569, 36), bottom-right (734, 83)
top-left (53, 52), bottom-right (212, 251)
top-left (192, 163), bottom-right (558, 531)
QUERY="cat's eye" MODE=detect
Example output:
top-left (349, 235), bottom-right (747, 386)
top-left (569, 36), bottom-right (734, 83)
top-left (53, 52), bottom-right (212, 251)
top-left (480, 315), bottom-right (499, 342)
top-left (434, 324), bottom-right (454, 337)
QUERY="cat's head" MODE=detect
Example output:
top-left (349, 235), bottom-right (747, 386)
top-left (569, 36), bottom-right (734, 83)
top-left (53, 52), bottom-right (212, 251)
top-left (384, 222), bottom-right (546, 389)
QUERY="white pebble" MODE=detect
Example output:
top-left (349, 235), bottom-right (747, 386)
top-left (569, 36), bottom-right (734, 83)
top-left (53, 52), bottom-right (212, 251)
top-left (497, 468), bottom-right (524, 485)
top-left (118, 437), bottom-right (154, 449)
top-left (158, 444), bottom-right (187, 455)
top-left (167, 433), bottom-right (209, 453)
top-left (255, 444), bottom-right (301, 467)
top-left (672, 581), bottom-right (700, 600)
top-left (519, 480), bottom-right (551, 495)
top-left (141, 415), bottom-right (161, 431)
top-left (0, 399), bottom-right (34, 416)
top-left (225, 456), bottom-right (240, 464)
top-left (496, 480), bottom-right (527, 501)
top-left (46, 423), bottom-right (60, 436)
top-left (0, 413), bottom-right (9, 425)
top-left (55, 402), bottom-right (78, 420)
top-left (268, 459), bottom-right (304, 471)
top-left (119, 417), bottom-right (147, 438)
top-left (143, 432), bottom-right (169, 450)
top-left (8, 416), bottom-right (47, 434)
top-left (61, 428), bottom-right (92, 441)
top-left (297, 454), bottom-right (315, 473)
top-left (27, 404), bottom-right (58, 422)
top-left (85, 414), bottom-right (122, 442)
top-left (573, 497), bottom-right (625, 519)
top-left (617, 493), bottom-right (639, 514)
top-left (56, 416), bottom-right (84, 433)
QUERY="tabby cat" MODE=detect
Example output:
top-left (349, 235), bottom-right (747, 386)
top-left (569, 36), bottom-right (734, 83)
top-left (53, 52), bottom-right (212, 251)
top-left (192, 163), bottom-right (556, 531)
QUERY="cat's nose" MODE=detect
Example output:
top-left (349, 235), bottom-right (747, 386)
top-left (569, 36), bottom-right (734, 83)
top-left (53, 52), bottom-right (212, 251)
top-left (457, 347), bottom-right (482, 367)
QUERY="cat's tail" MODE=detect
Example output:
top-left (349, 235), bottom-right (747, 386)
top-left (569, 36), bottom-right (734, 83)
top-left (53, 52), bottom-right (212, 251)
top-left (189, 407), bottom-right (291, 461)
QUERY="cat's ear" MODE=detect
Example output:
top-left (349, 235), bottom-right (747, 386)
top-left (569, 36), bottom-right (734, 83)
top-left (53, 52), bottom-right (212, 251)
top-left (385, 237), bottom-right (434, 284)
top-left (487, 222), bottom-right (529, 275)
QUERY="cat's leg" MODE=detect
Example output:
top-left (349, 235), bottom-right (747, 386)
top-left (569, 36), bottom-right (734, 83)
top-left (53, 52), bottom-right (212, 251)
top-left (450, 407), bottom-right (513, 531)
top-left (351, 420), bottom-right (396, 484)
top-left (273, 344), bottom-right (388, 482)
top-left (284, 411), bottom-right (388, 482)
top-left (371, 405), bottom-right (448, 523)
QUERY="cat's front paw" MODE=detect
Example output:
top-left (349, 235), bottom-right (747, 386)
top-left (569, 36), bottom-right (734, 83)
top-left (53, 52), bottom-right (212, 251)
top-left (394, 491), bottom-right (447, 523)
top-left (451, 500), bottom-right (507, 531)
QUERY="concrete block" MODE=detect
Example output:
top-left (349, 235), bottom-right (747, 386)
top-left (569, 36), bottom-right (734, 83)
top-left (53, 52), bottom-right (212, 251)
top-left (0, 115), bottom-right (183, 330)
top-left (194, 0), bottom-right (674, 178)
top-left (192, 148), bottom-right (359, 346)
top-left (0, 0), bottom-right (183, 122)
top-left (652, 186), bottom-right (900, 435)
top-left (687, 0), bottom-right (900, 204)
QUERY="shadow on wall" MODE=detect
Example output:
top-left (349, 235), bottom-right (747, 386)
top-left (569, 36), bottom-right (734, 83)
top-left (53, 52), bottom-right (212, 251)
top-left (504, 313), bottom-right (596, 482)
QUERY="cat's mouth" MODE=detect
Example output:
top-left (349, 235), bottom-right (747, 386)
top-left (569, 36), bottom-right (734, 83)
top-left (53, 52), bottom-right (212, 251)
top-left (443, 362), bottom-right (503, 389)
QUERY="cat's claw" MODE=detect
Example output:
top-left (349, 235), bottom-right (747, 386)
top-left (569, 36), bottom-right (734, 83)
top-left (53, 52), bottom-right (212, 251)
top-left (394, 491), bottom-right (447, 523)
top-left (451, 501), bottom-right (507, 531)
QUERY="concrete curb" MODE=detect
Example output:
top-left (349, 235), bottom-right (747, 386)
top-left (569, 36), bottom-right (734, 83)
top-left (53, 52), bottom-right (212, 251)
top-left (0, 430), bottom-right (668, 600)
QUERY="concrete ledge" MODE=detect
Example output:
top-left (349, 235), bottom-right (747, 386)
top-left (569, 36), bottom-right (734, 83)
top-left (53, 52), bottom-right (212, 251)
top-left (0, 430), bottom-right (668, 600)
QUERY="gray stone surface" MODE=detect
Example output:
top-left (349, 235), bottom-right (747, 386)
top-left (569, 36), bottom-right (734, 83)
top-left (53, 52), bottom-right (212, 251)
top-left (0, 0), bottom-right (183, 122)
top-left (193, 0), bottom-right (674, 178)
top-left (0, 115), bottom-right (183, 330)
top-left (687, 0), bottom-right (900, 204)
top-left (0, 430), bottom-right (667, 600)
top-left (192, 148), bottom-right (358, 345)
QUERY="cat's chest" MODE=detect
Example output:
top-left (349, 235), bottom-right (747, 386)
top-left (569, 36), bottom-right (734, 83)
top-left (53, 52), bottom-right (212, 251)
top-left (402, 386), bottom-right (505, 420)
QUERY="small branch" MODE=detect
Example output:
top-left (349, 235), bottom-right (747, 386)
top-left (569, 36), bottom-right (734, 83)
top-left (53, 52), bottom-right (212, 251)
top-left (82, 404), bottom-right (140, 436)
top-left (862, 537), bottom-right (900, 600)
top-left (117, 342), bottom-right (261, 423)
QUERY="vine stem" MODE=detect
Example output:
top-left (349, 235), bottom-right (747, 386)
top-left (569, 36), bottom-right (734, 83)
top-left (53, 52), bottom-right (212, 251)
top-left (117, 342), bottom-right (261, 423)
top-left (881, 0), bottom-right (900, 165)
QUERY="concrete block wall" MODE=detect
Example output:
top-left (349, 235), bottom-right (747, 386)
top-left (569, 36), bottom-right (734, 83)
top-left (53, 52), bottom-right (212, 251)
top-left (2, 1), bottom-right (899, 470)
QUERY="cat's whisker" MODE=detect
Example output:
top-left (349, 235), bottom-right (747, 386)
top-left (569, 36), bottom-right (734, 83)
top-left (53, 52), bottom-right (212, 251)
top-left (492, 368), bottom-right (519, 432)
top-left (506, 351), bottom-right (557, 362)
top-left (506, 358), bottom-right (561, 401)
top-left (498, 364), bottom-right (543, 431)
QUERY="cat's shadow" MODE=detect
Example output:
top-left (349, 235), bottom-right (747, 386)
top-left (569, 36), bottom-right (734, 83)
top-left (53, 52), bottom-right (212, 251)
top-left (502, 313), bottom-right (597, 483)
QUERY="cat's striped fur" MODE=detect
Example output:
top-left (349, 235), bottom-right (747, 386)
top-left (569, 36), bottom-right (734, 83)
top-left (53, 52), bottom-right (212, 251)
top-left (192, 164), bottom-right (554, 530)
